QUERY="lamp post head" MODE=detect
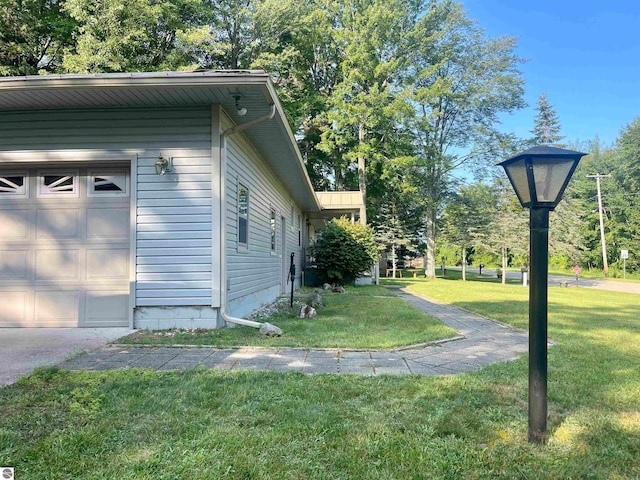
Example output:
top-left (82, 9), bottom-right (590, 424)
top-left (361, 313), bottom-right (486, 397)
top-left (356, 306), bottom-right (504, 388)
top-left (498, 145), bottom-right (587, 210)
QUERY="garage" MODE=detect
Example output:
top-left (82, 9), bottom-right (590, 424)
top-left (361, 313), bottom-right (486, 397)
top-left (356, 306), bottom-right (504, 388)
top-left (0, 166), bottom-right (131, 327)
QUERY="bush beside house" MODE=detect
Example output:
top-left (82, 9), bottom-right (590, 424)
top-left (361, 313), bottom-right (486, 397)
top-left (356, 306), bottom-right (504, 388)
top-left (312, 218), bottom-right (378, 285)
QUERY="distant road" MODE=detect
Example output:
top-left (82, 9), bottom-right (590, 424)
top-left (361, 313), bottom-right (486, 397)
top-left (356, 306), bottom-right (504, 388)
top-left (450, 267), bottom-right (640, 295)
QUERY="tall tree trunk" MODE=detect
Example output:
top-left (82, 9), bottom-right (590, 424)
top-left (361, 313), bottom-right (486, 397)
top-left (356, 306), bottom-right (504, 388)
top-left (425, 206), bottom-right (436, 278)
top-left (502, 246), bottom-right (508, 285)
top-left (358, 122), bottom-right (367, 224)
top-left (334, 166), bottom-right (344, 191)
top-left (391, 243), bottom-right (397, 279)
top-left (462, 246), bottom-right (466, 281)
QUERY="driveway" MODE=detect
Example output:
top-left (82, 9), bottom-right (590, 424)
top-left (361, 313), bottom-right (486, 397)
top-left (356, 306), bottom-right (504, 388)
top-left (0, 327), bottom-right (133, 386)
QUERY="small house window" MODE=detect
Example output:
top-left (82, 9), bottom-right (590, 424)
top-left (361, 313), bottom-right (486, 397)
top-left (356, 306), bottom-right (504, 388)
top-left (238, 183), bottom-right (249, 246)
top-left (0, 174), bottom-right (27, 196)
top-left (270, 208), bottom-right (276, 252)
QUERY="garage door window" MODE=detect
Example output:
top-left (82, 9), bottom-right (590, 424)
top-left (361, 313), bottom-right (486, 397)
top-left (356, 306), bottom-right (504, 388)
top-left (88, 171), bottom-right (129, 197)
top-left (38, 171), bottom-right (78, 197)
top-left (0, 173), bottom-right (27, 196)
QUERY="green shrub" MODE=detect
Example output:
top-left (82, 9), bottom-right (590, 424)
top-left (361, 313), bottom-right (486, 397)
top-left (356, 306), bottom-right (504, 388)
top-left (312, 218), bottom-right (378, 285)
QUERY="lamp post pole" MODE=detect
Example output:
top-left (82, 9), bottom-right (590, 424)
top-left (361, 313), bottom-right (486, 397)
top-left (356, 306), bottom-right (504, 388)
top-left (498, 145), bottom-right (587, 445)
top-left (529, 207), bottom-right (549, 444)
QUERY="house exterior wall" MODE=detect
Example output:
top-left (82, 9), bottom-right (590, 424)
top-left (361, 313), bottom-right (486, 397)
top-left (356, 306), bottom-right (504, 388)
top-left (0, 106), bottom-right (215, 328)
top-left (0, 105), bottom-right (309, 328)
top-left (223, 117), bottom-right (305, 317)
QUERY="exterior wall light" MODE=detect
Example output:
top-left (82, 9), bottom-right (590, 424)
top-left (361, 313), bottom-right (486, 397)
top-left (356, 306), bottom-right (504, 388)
top-left (155, 155), bottom-right (173, 176)
top-left (233, 94), bottom-right (247, 116)
top-left (498, 145), bottom-right (587, 444)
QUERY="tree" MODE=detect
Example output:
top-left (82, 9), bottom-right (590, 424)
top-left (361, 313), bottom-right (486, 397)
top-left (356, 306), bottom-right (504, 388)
top-left (317, 0), bottom-right (418, 216)
top-left (0, 0), bottom-right (77, 75)
top-left (404, 0), bottom-right (525, 277)
top-left (63, 0), bottom-right (204, 73)
top-left (569, 137), bottom-right (635, 274)
top-left (532, 92), bottom-right (564, 146)
top-left (611, 118), bottom-right (640, 272)
top-left (548, 193), bottom-right (584, 267)
top-left (374, 203), bottom-right (415, 278)
top-left (473, 179), bottom-right (528, 284)
top-left (312, 217), bottom-right (378, 285)
top-left (263, 0), bottom-right (346, 190)
top-left (617, 116), bottom-right (640, 191)
top-left (440, 183), bottom-right (494, 281)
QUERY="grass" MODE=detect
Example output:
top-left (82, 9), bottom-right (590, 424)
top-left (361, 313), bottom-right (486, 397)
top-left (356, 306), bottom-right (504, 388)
top-left (1, 278), bottom-right (638, 478)
top-left (118, 285), bottom-right (457, 349)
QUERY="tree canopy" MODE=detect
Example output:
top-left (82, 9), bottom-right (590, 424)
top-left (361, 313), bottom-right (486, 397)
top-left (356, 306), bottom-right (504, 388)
top-left (1, 0), bottom-right (638, 276)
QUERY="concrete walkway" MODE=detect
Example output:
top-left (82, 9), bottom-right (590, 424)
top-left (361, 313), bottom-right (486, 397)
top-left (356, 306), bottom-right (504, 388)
top-left (58, 289), bottom-right (528, 376)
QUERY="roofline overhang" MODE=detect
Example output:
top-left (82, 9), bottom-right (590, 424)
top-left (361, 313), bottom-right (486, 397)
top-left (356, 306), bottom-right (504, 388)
top-left (0, 70), bottom-right (271, 91)
top-left (0, 70), bottom-right (321, 212)
top-left (260, 78), bottom-right (321, 212)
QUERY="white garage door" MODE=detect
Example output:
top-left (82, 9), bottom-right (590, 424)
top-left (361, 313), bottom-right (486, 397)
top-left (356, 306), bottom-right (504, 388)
top-left (0, 166), bottom-right (131, 327)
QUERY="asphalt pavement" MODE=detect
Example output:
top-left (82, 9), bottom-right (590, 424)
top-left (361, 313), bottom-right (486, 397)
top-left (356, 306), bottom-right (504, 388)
top-left (454, 267), bottom-right (640, 295)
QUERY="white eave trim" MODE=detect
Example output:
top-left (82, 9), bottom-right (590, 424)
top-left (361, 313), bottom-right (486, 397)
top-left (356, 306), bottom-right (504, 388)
top-left (0, 70), bottom-right (271, 91)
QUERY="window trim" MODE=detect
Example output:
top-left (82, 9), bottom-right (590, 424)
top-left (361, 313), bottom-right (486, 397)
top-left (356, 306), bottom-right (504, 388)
top-left (37, 169), bottom-right (79, 198)
top-left (87, 169), bottom-right (130, 197)
top-left (237, 181), bottom-right (249, 250)
top-left (270, 207), bottom-right (277, 254)
top-left (290, 202), bottom-right (295, 231)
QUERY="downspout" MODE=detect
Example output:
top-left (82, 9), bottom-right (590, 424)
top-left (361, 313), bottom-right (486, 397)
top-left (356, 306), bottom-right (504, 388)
top-left (219, 104), bottom-right (276, 328)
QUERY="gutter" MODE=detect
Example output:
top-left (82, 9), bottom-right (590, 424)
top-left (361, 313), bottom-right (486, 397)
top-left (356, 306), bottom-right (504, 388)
top-left (219, 104), bottom-right (277, 329)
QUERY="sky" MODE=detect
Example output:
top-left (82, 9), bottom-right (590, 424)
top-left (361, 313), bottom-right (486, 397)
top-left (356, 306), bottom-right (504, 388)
top-left (461, 0), bottom-right (640, 149)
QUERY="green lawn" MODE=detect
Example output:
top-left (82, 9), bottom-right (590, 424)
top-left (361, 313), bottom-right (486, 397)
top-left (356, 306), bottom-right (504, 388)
top-left (118, 285), bottom-right (456, 349)
top-left (1, 278), bottom-right (638, 479)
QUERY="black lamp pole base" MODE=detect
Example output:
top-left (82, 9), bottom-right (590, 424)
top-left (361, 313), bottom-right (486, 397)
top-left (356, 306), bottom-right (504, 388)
top-left (529, 207), bottom-right (549, 444)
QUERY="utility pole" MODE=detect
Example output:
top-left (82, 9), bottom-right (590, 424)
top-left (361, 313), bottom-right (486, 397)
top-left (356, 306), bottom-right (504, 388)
top-left (587, 174), bottom-right (611, 277)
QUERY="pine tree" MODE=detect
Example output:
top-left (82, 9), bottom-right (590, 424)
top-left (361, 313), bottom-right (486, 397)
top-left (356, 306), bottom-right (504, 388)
top-left (532, 92), bottom-right (565, 145)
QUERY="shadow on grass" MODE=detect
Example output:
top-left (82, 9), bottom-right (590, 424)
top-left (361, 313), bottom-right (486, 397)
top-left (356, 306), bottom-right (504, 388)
top-left (3, 358), bottom-right (638, 479)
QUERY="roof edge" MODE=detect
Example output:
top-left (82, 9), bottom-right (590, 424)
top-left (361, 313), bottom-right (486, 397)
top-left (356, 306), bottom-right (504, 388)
top-left (262, 79), bottom-right (321, 212)
top-left (0, 69), bottom-right (322, 212)
top-left (0, 70), bottom-right (271, 91)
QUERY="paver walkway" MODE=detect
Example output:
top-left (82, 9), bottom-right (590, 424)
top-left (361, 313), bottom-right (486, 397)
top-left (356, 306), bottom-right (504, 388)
top-left (59, 289), bottom-right (529, 376)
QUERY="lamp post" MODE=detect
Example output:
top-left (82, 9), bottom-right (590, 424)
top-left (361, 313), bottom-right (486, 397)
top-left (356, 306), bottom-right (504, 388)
top-left (498, 145), bottom-right (586, 444)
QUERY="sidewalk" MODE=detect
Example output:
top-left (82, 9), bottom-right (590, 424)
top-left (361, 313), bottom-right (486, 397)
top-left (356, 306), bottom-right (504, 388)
top-left (58, 289), bottom-right (529, 376)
